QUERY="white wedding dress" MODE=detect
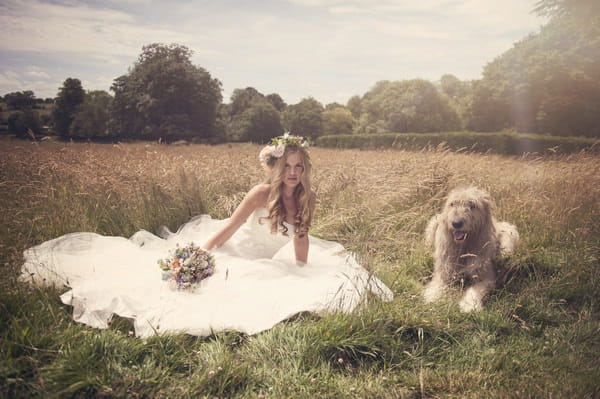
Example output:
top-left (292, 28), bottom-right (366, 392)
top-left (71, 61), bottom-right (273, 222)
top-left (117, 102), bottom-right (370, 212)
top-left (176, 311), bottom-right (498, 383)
top-left (20, 208), bottom-right (393, 338)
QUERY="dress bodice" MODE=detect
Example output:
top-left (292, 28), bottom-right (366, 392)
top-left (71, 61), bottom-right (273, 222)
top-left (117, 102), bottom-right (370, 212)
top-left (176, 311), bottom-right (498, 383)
top-left (245, 207), bottom-right (296, 235)
top-left (225, 207), bottom-right (294, 259)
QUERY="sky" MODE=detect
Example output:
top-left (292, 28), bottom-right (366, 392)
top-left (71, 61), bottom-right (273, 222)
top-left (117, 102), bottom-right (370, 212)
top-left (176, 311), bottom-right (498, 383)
top-left (0, 0), bottom-right (548, 106)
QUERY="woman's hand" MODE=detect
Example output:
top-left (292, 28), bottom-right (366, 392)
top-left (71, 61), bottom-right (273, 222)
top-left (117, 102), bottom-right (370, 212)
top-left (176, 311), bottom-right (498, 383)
top-left (292, 189), bottom-right (316, 265)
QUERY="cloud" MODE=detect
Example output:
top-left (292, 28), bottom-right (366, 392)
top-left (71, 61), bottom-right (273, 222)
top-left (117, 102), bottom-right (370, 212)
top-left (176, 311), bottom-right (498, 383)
top-left (0, 70), bottom-right (22, 93)
top-left (25, 66), bottom-right (50, 79)
top-left (0, 0), bottom-right (189, 56)
top-left (0, 0), bottom-right (546, 103)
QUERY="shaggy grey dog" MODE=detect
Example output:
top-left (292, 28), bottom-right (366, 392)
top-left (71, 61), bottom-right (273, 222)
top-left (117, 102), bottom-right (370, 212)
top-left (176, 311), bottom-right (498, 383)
top-left (423, 186), bottom-right (519, 312)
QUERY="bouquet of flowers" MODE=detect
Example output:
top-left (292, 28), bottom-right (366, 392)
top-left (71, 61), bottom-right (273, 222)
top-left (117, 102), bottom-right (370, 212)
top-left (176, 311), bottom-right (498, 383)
top-left (158, 243), bottom-right (216, 291)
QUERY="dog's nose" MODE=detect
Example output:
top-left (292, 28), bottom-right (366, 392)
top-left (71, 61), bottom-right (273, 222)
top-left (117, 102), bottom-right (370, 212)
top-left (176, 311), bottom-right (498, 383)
top-left (452, 219), bottom-right (464, 229)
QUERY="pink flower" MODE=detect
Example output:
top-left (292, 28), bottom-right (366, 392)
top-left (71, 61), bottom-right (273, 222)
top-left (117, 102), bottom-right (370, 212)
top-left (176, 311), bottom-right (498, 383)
top-left (273, 144), bottom-right (285, 158)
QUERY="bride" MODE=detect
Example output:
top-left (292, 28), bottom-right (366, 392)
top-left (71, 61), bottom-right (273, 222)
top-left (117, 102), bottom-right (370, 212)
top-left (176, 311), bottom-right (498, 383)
top-left (20, 134), bottom-right (393, 338)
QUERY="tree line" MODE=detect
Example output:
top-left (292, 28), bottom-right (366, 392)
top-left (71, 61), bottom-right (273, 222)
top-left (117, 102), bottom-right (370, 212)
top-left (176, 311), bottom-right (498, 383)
top-left (2, 0), bottom-right (598, 141)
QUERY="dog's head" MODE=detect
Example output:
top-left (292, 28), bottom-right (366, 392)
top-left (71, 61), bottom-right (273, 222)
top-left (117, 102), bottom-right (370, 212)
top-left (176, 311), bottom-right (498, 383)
top-left (443, 186), bottom-right (493, 242)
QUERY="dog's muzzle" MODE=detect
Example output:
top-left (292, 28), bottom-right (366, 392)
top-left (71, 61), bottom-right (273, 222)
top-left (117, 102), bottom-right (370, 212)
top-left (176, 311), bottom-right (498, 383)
top-left (451, 219), bottom-right (467, 241)
top-left (452, 219), bottom-right (464, 229)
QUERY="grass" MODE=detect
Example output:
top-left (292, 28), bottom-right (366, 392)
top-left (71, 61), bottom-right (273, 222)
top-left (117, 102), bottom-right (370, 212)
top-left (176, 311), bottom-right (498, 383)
top-left (0, 138), bottom-right (599, 398)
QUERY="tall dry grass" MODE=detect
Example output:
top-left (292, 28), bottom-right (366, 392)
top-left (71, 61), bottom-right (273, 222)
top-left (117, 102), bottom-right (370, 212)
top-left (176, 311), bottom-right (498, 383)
top-left (0, 139), bottom-right (598, 398)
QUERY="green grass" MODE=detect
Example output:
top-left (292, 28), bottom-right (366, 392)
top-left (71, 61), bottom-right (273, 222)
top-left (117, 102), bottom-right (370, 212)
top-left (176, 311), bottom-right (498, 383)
top-left (0, 140), bottom-right (599, 398)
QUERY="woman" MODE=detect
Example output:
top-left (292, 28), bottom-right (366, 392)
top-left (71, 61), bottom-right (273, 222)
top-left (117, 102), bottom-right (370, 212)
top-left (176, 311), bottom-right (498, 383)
top-left (21, 134), bottom-right (393, 338)
top-left (203, 134), bottom-right (315, 265)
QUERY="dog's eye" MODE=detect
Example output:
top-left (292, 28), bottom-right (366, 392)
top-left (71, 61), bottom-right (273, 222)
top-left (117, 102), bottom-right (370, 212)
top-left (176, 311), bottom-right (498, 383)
top-left (449, 201), bottom-right (455, 207)
top-left (468, 202), bottom-right (476, 210)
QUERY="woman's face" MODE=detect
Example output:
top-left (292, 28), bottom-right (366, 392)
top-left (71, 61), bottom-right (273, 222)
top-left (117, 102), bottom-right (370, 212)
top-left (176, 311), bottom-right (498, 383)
top-left (282, 151), bottom-right (304, 189)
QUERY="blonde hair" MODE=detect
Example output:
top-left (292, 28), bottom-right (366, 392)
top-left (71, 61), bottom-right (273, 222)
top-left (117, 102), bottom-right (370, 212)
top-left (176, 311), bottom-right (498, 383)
top-left (262, 147), bottom-right (312, 237)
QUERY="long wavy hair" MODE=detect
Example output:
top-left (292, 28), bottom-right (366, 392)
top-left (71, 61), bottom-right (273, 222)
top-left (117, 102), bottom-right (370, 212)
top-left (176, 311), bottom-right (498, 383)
top-left (262, 146), bottom-right (312, 237)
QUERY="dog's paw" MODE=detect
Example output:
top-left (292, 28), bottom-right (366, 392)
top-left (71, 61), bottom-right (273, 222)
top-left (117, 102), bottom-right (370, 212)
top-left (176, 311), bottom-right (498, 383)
top-left (423, 283), bottom-right (444, 303)
top-left (459, 289), bottom-right (483, 312)
top-left (496, 221), bottom-right (520, 256)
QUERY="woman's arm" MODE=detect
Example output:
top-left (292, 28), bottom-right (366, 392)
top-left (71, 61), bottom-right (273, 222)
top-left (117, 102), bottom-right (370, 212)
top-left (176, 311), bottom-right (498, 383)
top-left (293, 234), bottom-right (309, 265)
top-left (202, 184), bottom-right (269, 250)
top-left (293, 190), bottom-right (317, 265)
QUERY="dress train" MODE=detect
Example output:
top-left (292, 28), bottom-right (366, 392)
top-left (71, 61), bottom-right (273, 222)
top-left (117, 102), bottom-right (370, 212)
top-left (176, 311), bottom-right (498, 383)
top-left (20, 208), bottom-right (393, 337)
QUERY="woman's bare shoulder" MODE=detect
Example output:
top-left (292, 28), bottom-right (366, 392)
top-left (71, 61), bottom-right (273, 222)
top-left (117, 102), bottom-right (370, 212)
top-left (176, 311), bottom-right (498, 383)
top-left (246, 183), bottom-right (270, 203)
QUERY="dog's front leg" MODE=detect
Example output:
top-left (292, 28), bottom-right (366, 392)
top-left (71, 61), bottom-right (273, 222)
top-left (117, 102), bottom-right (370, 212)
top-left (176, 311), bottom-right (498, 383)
top-left (459, 280), bottom-right (494, 312)
top-left (423, 271), bottom-right (446, 303)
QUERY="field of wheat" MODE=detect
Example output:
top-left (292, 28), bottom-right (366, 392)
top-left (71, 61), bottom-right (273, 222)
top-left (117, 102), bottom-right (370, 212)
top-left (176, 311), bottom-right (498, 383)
top-left (1, 139), bottom-right (598, 398)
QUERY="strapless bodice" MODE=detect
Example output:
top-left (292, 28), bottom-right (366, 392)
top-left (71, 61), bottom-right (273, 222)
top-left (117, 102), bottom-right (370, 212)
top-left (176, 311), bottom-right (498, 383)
top-left (222, 208), bottom-right (294, 259)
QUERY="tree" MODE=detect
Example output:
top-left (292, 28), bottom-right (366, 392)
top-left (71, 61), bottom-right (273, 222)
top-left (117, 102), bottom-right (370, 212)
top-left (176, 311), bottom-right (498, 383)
top-left (439, 75), bottom-right (473, 129)
top-left (358, 80), bottom-right (461, 133)
top-left (325, 102), bottom-right (344, 110)
top-left (265, 93), bottom-right (286, 111)
top-left (282, 97), bottom-right (324, 140)
top-left (69, 91), bottom-right (113, 139)
top-left (52, 78), bottom-right (85, 136)
top-left (224, 87), bottom-right (284, 142)
top-left (467, 2), bottom-right (600, 136)
top-left (534, 0), bottom-right (600, 22)
top-left (353, 81), bottom-right (395, 133)
top-left (440, 74), bottom-right (466, 99)
top-left (467, 80), bottom-right (510, 131)
top-left (3, 90), bottom-right (41, 138)
top-left (230, 102), bottom-right (283, 142)
top-left (110, 43), bottom-right (222, 140)
top-left (346, 95), bottom-right (362, 118)
top-left (4, 91), bottom-right (36, 110)
top-left (229, 87), bottom-right (264, 116)
top-left (322, 107), bottom-right (356, 135)
top-left (7, 109), bottom-right (42, 138)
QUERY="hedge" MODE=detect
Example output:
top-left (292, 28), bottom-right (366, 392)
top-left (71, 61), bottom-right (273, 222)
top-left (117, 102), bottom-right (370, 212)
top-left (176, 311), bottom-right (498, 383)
top-left (315, 131), bottom-right (599, 155)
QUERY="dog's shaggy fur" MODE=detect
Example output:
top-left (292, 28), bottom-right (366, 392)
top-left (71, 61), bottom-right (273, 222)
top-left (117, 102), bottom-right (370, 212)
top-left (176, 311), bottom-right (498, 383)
top-left (423, 186), bottom-right (519, 312)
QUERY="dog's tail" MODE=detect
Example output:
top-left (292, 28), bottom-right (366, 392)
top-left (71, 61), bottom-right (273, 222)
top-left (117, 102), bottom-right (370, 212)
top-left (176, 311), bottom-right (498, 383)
top-left (496, 221), bottom-right (519, 256)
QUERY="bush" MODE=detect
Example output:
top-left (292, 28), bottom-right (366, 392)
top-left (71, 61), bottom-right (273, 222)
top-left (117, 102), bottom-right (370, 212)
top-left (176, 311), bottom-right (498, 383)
top-left (7, 109), bottom-right (42, 138)
top-left (316, 131), bottom-right (599, 155)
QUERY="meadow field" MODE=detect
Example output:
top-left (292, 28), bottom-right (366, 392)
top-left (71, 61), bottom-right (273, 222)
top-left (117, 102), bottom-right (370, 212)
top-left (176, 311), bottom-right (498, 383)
top-left (0, 139), bottom-right (598, 398)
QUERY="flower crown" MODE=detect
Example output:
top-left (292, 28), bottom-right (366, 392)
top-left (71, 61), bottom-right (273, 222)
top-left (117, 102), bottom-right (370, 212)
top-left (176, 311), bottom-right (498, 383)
top-left (259, 133), bottom-right (309, 170)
